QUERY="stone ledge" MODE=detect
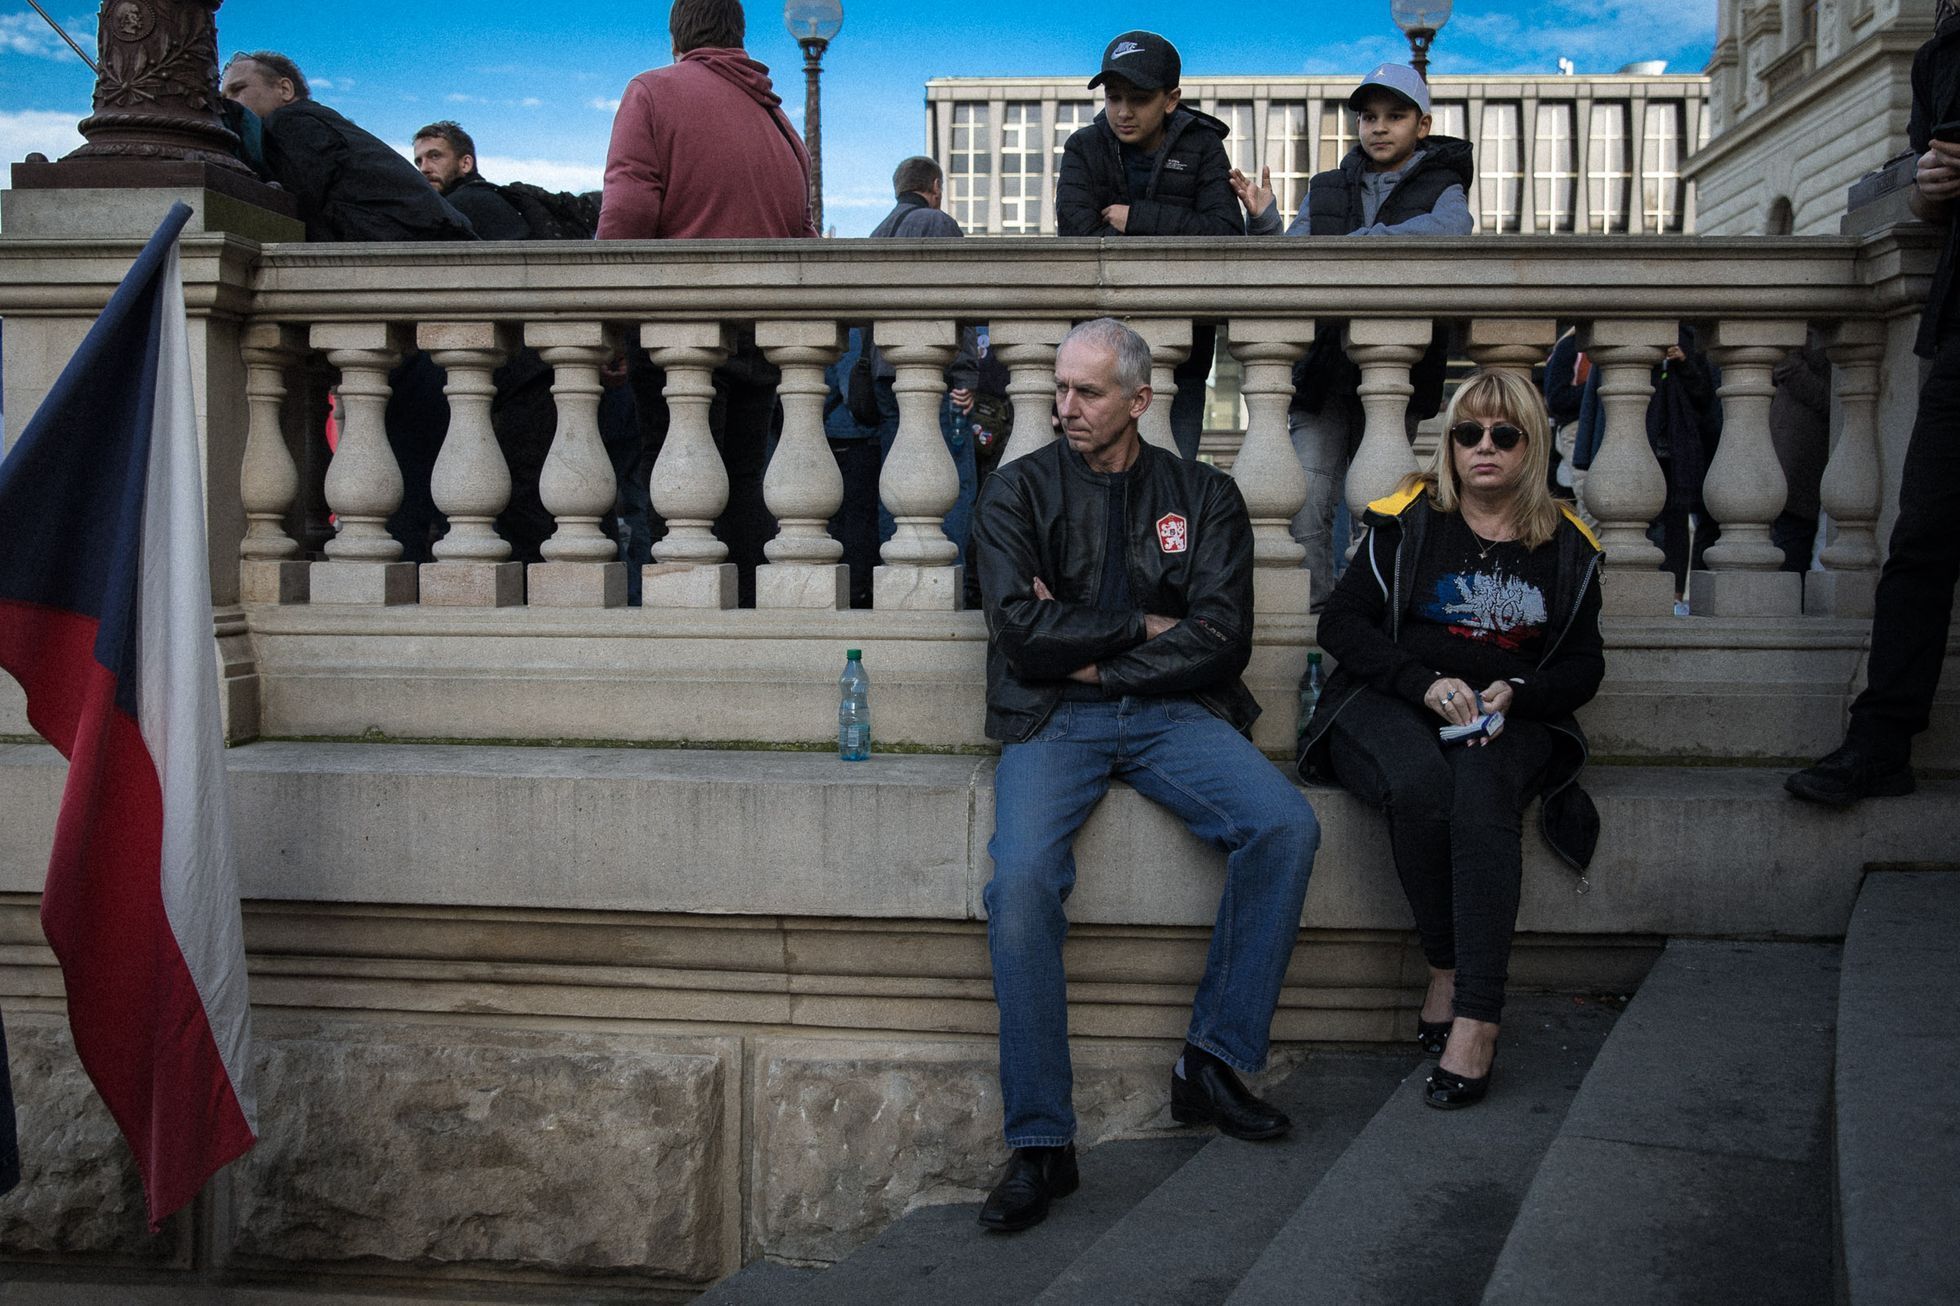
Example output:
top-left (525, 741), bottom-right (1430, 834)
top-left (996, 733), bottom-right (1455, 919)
top-left (3, 742), bottom-right (1956, 940)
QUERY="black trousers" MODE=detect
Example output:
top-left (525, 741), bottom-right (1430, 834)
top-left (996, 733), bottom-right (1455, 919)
top-left (1850, 333), bottom-right (1960, 752)
top-left (1325, 686), bottom-right (1553, 1024)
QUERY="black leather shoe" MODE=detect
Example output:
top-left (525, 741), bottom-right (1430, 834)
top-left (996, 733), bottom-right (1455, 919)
top-left (1424, 1064), bottom-right (1492, 1110)
top-left (1786, 742), bottom-right (1914, 808)
top-left (977, 1144), bottom-right (1078, 1232)
top-left (1416, 1017), bottom-right (1452, 1056)
top-left (1170, 1052), bottom-right (1290, 1140)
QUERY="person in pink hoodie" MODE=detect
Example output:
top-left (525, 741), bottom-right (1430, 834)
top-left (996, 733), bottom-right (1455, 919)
top-left (598, 0), bottom-right (816, 240)
top-left (600, 0), bottom-right (817, 604)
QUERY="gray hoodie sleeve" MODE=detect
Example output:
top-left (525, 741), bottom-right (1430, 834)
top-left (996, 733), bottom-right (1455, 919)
top-left (1349, 183), bottom-right (1474, 237)
top-left (1245, 190), bottom-right (1313, 237)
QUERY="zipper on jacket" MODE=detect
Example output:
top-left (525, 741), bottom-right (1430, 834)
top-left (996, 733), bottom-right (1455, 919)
top-left (1537, 550), bottom-right (1603, 669)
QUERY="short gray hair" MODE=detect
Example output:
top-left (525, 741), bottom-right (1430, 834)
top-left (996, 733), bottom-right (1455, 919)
top-left (1060, 317), bottom-right (1152, 393)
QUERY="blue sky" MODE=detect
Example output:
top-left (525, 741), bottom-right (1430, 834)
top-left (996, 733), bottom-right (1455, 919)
top-left (0, 1), bottom-right (1715, 236)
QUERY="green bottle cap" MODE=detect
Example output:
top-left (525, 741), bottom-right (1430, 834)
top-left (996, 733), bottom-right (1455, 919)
top-left (1307, 651), bottom-right (1322, 664)
top-left (846, 649), bottom-right (862, 659)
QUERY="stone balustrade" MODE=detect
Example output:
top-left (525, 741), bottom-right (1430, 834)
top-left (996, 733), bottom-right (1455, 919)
top-left (0, 229), bottom-right (1946, 753)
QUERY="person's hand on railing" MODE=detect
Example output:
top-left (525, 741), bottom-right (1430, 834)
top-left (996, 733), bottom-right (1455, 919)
top-left (1101, 204), bottom-right (1130, 233)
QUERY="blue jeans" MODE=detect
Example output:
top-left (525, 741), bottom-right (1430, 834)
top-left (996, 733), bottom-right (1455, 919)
top-left (984, 697), bottom-right (1320, 1147)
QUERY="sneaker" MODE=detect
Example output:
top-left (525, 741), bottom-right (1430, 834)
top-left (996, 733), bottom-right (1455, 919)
top-left (1785, 741), bottom-right (1915, 808)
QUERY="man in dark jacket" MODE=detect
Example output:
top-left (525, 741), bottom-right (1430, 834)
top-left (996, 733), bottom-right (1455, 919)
top-left (969, 318), bottom-right (1319, 1233)
top-left (221, 52), bottom-right (475, 242)
top-left (1233, 63), bottom-right (1474, 612)
top-left (413, 120), bottom-right (529, 241)
top-left (1057, 31), bottom-right (1239, 461)
top-left (1788, 10), bottom-right (1960, 805)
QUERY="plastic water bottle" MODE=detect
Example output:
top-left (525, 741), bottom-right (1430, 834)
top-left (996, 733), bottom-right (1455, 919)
top-left (838, 649), bottom-right (870, 761)
top-left (1298, 651), bottom-right (1325, 741)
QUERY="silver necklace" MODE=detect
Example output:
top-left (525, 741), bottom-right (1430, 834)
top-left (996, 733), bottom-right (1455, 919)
top-left (1464, 517), bottom-right (1511, 561)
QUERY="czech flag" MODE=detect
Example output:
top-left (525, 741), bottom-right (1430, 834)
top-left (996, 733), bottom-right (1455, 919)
top-left (0, 202), bottom-right (256, 1228)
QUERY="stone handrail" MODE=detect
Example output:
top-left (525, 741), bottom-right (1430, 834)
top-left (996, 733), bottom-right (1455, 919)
top-left (0, 228), bottom-right (1940, 752)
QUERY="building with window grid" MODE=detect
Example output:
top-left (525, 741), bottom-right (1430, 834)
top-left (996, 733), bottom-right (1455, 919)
top-left (925, 73), bottom-right (1710, 238)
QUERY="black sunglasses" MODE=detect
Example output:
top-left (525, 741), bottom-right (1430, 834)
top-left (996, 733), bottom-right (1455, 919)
top-left (1449, 421), bottom-right (1526, 451)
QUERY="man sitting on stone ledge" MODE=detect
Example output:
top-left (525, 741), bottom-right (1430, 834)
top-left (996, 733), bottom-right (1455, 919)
top-left (970, 317), bottom-right (1321, 1233)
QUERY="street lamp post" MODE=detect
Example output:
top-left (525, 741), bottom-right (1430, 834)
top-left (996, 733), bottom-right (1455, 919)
top-left (1391, 0), bottom-right (1453, 82)
top-left (784, 0), bottom-right (843, 234)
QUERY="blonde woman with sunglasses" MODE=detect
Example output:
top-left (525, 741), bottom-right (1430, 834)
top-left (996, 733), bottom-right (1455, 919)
top-left (1297, 368), bottom-right (1606, 1109)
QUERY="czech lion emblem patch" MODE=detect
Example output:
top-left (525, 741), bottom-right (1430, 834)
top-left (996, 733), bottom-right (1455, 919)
top-left (1156, 512), bottom-right (1188, 554)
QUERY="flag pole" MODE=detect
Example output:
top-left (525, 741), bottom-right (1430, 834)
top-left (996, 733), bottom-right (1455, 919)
top-left (23, 0), bottom-right (97, 74)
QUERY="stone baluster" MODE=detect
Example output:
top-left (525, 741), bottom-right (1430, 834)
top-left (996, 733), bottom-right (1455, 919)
top-left (310, 322), bottom-right (416, 605)
top-left (874, 318), bottom-right (962, 610)
top-left (991, 319), bottom-right (1069, 466)
top-left (1132, 318), bottom-right (1191, 455)
top-left (642, 322), bottom-right (735, 608)
top-left (1695, 320), bottom-right (1810, 616)
top-left (1466, 319), bottom-right (1558, 379)
top-left (1581, 320), bottom-right (1675, 615)
top-left (422, 322), bottom-right (522, 607)
top-left (757, 320), bottom-right (848, 609)
top-left (238, 322), bottom-right (308, 605)
top-left (526, 322), bottom-right (627, 608)
top-left (1344, 318), bottom-right (1432, 520)
top-left (1810, 320), bottom-right (1887, 618)
top-left (1227, 319), bottom-right (1316, 617)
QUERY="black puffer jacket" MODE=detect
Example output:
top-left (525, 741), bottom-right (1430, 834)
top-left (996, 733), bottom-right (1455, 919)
top-left (444, 173), bottom-right (529, 241)
top-left (261, 100), bottom-right (477, 242)
top-left (1298, 486), bottom-right (1606, 872)
top-left (973, 439), bottom-right (1261, 743)
top-left (1055, 107), bottom-right (1241, 237)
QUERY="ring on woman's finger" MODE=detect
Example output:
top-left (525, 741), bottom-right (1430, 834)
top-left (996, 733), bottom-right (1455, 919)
top-left (1444, 690), bottom-right (1457, 703)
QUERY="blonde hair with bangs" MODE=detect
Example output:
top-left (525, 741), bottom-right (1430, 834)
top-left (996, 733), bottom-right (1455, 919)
top-left (1401, 367), bottom-right (1563, 551)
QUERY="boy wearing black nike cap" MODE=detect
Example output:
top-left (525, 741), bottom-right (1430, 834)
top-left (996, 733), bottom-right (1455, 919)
top-left (1057, 29), bottom-right (1240, 459)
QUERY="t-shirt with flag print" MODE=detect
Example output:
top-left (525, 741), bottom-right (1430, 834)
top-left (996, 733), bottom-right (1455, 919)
top-left (1398, 512), bottom-right (1560, 691)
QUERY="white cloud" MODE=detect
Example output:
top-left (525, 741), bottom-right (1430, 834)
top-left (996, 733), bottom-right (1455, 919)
top-left (1445, 2), bottom-right (1718, 72)
top-left (0, 12), bottom-right (91, 60)
top-left (588, 97), bottom-right (621, 112)
top-left (0, 108), bottom-right (86, 176)
top-left (518, 97), bottom-right (542, 109)
top-left (474, 154), bottom-right (604, 192)
top-left (446, 92), bottom-right (478, 104)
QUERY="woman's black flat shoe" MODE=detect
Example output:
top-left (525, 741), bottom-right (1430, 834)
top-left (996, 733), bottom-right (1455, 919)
top-left (1416, 1017), bottom-right (1451, 1056)
top-left (1424, 1064), bottom-right (1491, 1110)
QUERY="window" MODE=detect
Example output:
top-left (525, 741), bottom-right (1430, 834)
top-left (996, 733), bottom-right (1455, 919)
top-left (1213, 101), bottom-right (1256, 178)
top-left (1053, 100), bottom-right (1096, 160)
top-left (1265, 102), bottom-right (1313, 220)
top-left (1642, 100), bottom-right (1685, 233)
top-left (1478, 101), bottom-right (1524, 232)
top-left (1430, 100), bottom-right (1468, 143)
top-left (1588, 100), bottom-right (1631, 233)
top-left (948, 102), bottom-right (992, 234)
top-left (1533, 102), bottom-right (1578, 233)
top-left (1315, 101), bottom-right (1353, 173)
top-left (999, 102), bottom-right (1044, 235)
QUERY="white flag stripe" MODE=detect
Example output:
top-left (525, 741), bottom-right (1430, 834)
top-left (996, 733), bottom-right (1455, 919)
top-left (137, 244), bottom-right (256, 1127)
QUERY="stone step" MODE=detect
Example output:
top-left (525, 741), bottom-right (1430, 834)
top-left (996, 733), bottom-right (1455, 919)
top-left (6, 743), bottom-right (1955, 942)
top-left (1029, 1048), bottom-right (1421, 1306)
top-left (1224, 993), bottom-right (1621, 1306)
top-left (775, 1133), bottom-right (1209, 1306)
top-left (1835, 871), bottom-right (1960, 1306)
top-left (1481, 940), bottom-right (1840, 1306)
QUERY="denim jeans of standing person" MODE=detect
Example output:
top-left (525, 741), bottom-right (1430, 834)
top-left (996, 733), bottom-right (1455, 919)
top-left (984, 696), bottom-right (1320, 1147)
top-left (1323, 686), bottom-right (1554, 1024)
top-left (1847, 330), bottom-right (1960, 754)
top-left (1287, 396), bottom-right (1365, 612)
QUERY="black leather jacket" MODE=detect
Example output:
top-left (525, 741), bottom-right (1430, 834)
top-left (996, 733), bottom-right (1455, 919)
top-left (972, 439), bottom-right (1262, 743)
